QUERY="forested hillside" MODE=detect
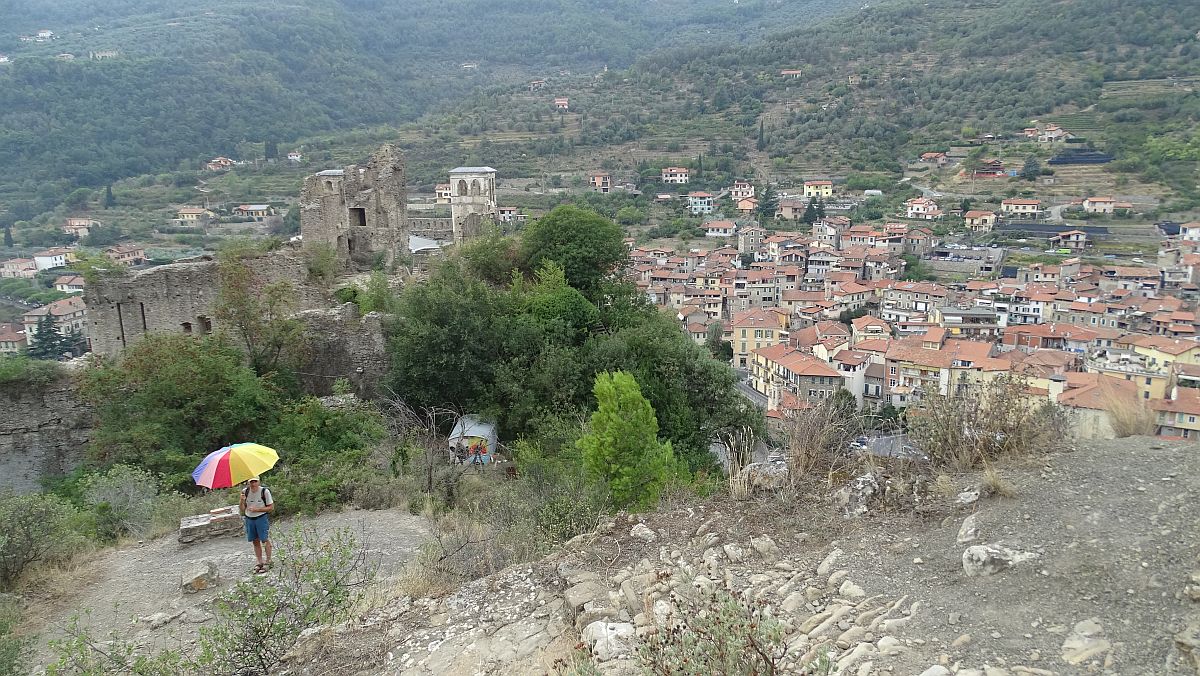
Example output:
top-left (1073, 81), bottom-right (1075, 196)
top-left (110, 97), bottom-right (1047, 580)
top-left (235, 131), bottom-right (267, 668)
top-left (0, 0), bottom-right (859, 224)
top-left (624, 0), bottom-right (1200, 177)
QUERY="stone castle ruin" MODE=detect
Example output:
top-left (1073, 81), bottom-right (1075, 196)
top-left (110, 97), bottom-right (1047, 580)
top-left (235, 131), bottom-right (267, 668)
top-left (300, 144), bottom-right (410, 269)
top-left (85, 145), bottom-right (501, 368)
top-left (448, 166), bottom-right (497, 243)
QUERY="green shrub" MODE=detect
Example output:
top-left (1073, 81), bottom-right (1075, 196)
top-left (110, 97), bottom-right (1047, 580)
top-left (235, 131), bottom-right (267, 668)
top-left (0, 492), bottom-right (83, 589)
top-left (78, 465), bottom-right (159, 540)
top-left (0, 356), bottom-right (63, 387)
top-left (0, 599), bottom-right (30, 676)
top-left (637, 588), bottom-right (805, 675)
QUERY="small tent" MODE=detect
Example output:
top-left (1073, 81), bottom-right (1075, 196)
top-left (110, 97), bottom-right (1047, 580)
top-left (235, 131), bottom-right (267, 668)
top-left (448, 415), bottom-right (498, 465)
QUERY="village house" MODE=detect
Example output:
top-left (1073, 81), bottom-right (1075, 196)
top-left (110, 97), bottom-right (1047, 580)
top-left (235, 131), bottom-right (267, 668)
top-left (736, 197), bottom-right (759, 216)
top-left (1000, 198), bottom-right (1042, 218)
top-left (0, 323), bottom-right (26, 355)
top-left (904, 197), bottom-right (943, 220)
top-left (972, 159), bottom-right (1007, 178)
top-left (33, 247), bottom-right (76, 272)
top-left (497, 207), bottom-right (526, 224)
top-left (1038, 124), bottom-right (1069, 143)
top-left (880, 281), bottom-right (948, 323)
top-left (23, 296), bottom-right (87, 343)
top-left (751, 343), bottom-right (843, 409)
top-left (63, 217), bottom-right (100, 239)
top-left (176, 207), bottom-right (214, 222)
top-left (0, 258), bottom-right (36, 279)
top-left (884, 334), bottom-right (1007, 405)
top-left (54, 275), bottom-right (85, 294)
top-left (726, 308), bottom-right (790, 368)
top-left (919, 151), bottom-right (949, 166)
top-left (803, 180), bottom-right (834, 199)
top-left (233, 204), bottom-right (272, 221)
top-left (104, 244), bottom-right (147, 267)
top-left (1178, 222), bottom-right (1200, 242)
top-left (1082, 196), bottom-right (1117, 215)
top-left (737, 226), bottom-right (766, 256)
top-left (687, 192), bottom-right (715, 215)
top-left (205, 157), bottom-right (236, 172)
top-left (851, 315), bottom-right (892, 344)
top-left (776, 198), bottom-right (807, 221)
top-left (930, 306), bottom-right (1002, 340)
top-left (704, 220), bottom-right (736, 238)
top-left (780, 69), bottom-right (803, 79)
top-left (1050, 229), bottom-right (1088, 251)
top-left (729, 180), bottom-right (755, 201)
top-left (287, 151), bottom-right (303, 163)
top-left (554, 97), bottom-right (569, 111)
top-left (661, 167), bottom-right (690, 185)
top-left (1152, 387), bottom-right (1200, 439)
top-left (963, 210), bottom-right (997, 233)
top-left (435, 184), bottom-right (453, 204)
top-left (589, 172), bottom-right (612, 194)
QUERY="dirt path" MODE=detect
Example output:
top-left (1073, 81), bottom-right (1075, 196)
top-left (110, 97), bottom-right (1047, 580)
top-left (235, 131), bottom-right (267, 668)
top-left (26, 508), bottom-right (429, 670)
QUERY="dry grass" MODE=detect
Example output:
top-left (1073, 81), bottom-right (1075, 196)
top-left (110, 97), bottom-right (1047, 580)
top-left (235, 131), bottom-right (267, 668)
top-left (906, 374), bottom-right (1070, 471)
top-left (1099, 383), bottom-right (1157, 438)
top-left (981, 466), bottom-right (1017, 499)
top-left (932, 474), bottom-right (956, 498)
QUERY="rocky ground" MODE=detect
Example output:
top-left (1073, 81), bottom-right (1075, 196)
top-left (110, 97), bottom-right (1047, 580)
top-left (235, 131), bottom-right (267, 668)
top-left (278, 437), bottom-right (1200, 675)
top-left (24, 507), bottom-right (429, 670)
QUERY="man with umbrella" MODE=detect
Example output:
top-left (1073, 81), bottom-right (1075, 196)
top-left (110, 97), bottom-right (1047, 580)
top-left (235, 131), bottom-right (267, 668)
top-left (192, 442), bottom-right (280, 575)
top-left (241, 477), bottom-right (274, 573)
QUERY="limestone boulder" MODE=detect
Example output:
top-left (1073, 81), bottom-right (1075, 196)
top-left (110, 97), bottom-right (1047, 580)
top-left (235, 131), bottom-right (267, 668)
top-left (582, 621), bottom-right (636, 662)
top-left (181, 561), bottom-right (219, 594)
top-left (961, 544), bottom-right (1038, 577)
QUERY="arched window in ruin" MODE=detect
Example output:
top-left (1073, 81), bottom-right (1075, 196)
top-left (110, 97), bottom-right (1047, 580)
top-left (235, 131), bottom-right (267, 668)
top-left (457, 180), bottom-right (468, 196)
top-left (470, 179), bottom-right (480, 196)
top-left (181, 322), bottom-right (193, 334)
top-left (326, 180), bottom-right (334, 190)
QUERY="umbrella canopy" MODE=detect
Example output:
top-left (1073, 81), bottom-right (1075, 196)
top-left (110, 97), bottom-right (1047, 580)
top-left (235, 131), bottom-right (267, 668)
top-left (192, 443), bottom-right (279, 489)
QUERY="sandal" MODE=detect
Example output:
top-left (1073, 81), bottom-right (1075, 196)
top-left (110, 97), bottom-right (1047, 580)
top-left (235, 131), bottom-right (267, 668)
top-left (253, 563), bottom-right (267, 574)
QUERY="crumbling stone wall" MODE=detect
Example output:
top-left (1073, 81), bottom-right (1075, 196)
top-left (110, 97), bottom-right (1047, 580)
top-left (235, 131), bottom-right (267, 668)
top-left (294, 304), bottom-right (389, 398)
top-left (0, 376), bottom-right (91, 493)
top-left (86, 250), bottom-right (326, 360)
top-left (409, 217), bottom-right (454, 242)
top-left (300, 145), bottom-right (409, 269)
top-left (85, 250), bottom-right (326, 358)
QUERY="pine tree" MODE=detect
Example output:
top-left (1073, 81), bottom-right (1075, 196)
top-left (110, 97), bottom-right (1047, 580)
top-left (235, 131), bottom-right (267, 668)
top-left (577, 371), bottom-right (676, 509)
top-left (757, 185), bottom-right (778, 222)
top-left (27, 315), bottom-right (67, 360)
top-left (104, 185), bottom-right (116, 209)
top-left (3, 227), bottom-right (12, 248)
top-left (1021, 155), bottom-right (1041, 182)
top-left (801, 199), bottom-right (818, 224)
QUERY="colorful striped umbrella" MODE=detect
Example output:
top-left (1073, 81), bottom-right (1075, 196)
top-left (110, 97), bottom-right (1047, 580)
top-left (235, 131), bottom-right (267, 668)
top-left (192, 443), bottom-right (279, 489)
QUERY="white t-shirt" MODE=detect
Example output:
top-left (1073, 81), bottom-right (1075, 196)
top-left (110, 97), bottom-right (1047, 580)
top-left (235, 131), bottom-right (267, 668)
top-left (243, 486), bottom-right (273, 516)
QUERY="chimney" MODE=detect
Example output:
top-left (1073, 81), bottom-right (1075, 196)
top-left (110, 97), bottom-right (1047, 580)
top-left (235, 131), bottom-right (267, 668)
top-left (1047, 375), bottom-right (1067, 403)
top-left (768, 375), bottom-right (783, 412)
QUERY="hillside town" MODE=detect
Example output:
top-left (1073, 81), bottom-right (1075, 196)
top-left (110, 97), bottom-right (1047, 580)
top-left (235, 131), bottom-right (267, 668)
top-left (628, 177), bottom-right (1200, 441)
top-left (4, 158), bottom-right (1199, 444)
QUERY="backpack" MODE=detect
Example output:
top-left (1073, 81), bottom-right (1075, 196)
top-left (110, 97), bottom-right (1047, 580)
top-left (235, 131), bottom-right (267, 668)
top-left (242, 485), bottom-right (272, 506)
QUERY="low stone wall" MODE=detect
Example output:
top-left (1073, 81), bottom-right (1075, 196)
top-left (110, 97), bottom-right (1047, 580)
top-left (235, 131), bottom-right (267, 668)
top-left (178, 505), bottom-right (242, 544)
top-left (0, 376), bottom-right (92, 493)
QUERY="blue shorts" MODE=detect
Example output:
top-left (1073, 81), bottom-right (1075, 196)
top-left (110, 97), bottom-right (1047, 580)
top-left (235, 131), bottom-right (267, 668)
top-left (244, 515), bottom-right (270, 542)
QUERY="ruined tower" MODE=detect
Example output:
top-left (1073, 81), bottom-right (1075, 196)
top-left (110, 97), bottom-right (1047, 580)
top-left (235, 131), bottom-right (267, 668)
top-left (448, 166), bottom-right (498, 243)
top-left (301, 145), bottom-right (409, 268)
